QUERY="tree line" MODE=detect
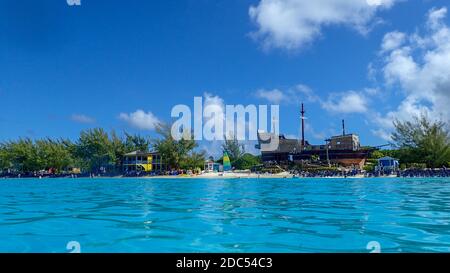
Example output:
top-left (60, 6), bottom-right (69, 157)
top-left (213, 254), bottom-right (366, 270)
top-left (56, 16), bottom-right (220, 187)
top-left (0, 128), bottom-right (154, 174)
top-left (373, 115), bottom-right (450, 168)
top-left (2, 114), bottom-right (446, 174)
top-left (0, 123), bottom-right (261, 175)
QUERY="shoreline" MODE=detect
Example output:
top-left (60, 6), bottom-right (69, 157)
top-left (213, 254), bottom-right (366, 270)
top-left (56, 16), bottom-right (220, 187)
top-left (3, 173), bottom-right (449, 180)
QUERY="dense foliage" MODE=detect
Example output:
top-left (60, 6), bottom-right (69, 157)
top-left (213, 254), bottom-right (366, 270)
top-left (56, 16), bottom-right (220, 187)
top-left (222, 135), bottom-right (245, 163)
top-left (0, 124), bottom-right (264, 174)
top-left (11, 116), bottom-right (447, 174)
top-left (233, 153), bottom-right (262, 170)
top-left (391, 115), bottom-right (450, 168)
top-left (152, 123), bottom-right (205, 170)
top-left (0, 129), bottom-right (151, 174)
top-left (217, 136), bottom-right (261, 170)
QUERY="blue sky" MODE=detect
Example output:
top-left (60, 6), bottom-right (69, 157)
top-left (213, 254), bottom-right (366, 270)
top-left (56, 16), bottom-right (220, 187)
top-left (1, 0), bottom-right (450, 155)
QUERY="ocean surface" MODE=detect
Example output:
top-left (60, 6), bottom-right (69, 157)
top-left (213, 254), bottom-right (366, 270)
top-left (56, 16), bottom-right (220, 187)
top-left (0, 177), bottom-right (450, 253)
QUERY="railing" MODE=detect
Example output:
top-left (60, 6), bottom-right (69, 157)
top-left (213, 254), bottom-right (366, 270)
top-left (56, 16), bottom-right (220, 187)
top-left (124, 161), bottom-right (149, 164)
top-left (124, 161), bottom-right (163, 165)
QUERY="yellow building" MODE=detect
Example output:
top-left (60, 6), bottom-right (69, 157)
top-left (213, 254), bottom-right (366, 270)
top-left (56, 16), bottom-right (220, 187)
top-left (122, 151), bottom-right (164, 173)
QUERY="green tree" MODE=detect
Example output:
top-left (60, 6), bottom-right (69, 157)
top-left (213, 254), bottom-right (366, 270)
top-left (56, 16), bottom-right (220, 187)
top-left (108, 131), bottom-right (152, 170)
top-left (233, 153), bottom-right (261, 170)
top-left (1, 139), bottom-right (46, 172)
top-left (75, 128), bottom-right (115, 173)
top-left (153, 123), bottom-right (198, 170)
top-left (109, 130), bottom-right (127, 170)
top-left (180, 151), bottom-right (206, 170)
top-left (0, 144), bottom-right (11, 171)
top-left (392, 115), bottom-right (450, 168)
top-left (9, 139), bottom-right (43, 172)
top-left (222, 135), bottom-right (245, 164)
top-left (124, 133), bottom-right (151, 152)
top-left (370, 150), bottom-right (386, 159)
top-left (35, 138), bottom-right (74, 173)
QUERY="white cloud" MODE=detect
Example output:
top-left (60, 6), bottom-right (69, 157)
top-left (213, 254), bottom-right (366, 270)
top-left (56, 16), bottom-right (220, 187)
top-left (119, 110), bottom-right (161, 130)
top-left (381, 31), bottom-right (406, 52)
top-left (200, 93), bottom-right (261, 157)
top-left (296, 84), bottom-right (320, 102)
top-left (204, 92), bottom-right (259, 140)
top-left (255, 84), bottom-right (370, 115)
top-left (203, 92), bottom-right (225, 114)
top-left (254, 84), bottom-right (318, 104)
top-left (383, 46), bottom-right (418, 86)
top-left (380, 7), bottom-right (450, 120)
top-left (364, 87), bottom-right (380, 96)
top-left (427, 7), bottom-right (448, 30)
top-left (255, 89), bottom-right (287, 104)
top-left (369, 7), bottom-right (450, 139)
top-left (371, 128), bottom-right (392, 141)
top-left (71, 114), bottom-right (95, 124)
top-left (249, 0), bottom-right (399, 50)
top-left (305, 123), bottom-right (327, 140)
top-left (285, 122), bottom-right (326, 141)
top-left (321, 91), bottom-right (369, 114)
top-left (202, 92), bottom-right (226, 135)
top-left (196, 93), bottom-right (227, 157)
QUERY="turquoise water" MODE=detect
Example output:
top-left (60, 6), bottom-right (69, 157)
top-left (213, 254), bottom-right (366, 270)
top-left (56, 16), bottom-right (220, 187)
top-left (1, 178), bottom-right (450, 253)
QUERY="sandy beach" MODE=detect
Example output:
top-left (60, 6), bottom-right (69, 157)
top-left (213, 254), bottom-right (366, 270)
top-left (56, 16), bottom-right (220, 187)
top-left (138, 172), bottom-right (369, 179)
top-left (140, 171), bottom-right (294, 179)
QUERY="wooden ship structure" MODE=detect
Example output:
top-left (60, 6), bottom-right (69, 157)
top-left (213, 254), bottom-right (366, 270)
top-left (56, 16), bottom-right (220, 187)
top-left (257, 104), bottom-right (375, 169)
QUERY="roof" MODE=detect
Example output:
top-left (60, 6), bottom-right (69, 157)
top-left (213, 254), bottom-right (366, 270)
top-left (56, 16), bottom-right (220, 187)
top-left (277, 138), bottom-right (302, 153)
top-left (378, 156), bottom-right (398, 161)
top-left (259, 132), bottom-right (320, 153)
top-left (123, 151), bottom-right (159, 156)
top-left (330, 134), bottom-right (358, 139)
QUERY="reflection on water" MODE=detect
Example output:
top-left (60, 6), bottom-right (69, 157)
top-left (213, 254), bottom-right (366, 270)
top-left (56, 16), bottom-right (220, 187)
top-left (0, 178), bottom-right (450, 253)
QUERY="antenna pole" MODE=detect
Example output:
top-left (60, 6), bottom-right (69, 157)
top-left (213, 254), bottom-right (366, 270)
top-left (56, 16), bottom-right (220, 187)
top-left (301, 103), bottom-right (306, 147)
top-left (342, 119), bottom-right (346, 136)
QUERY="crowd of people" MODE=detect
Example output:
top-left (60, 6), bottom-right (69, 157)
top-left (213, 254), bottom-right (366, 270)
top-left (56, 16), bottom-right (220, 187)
top-left (396, 168), bottom-right (450, 178)
top-left (289, 168), bottom-right (450, 178)
top-left (290, 169), bottom-right (361, 178)
top-left (2, 167), bottom-right (450, 179)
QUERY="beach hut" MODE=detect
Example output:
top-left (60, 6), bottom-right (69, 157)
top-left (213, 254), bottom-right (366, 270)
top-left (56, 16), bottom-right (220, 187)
top-left (204, 157), bottom-right (222, 173)
top-left (376, 156), bottom-right (399, 172)
top-left (122, 151), bottom-right (164, 173)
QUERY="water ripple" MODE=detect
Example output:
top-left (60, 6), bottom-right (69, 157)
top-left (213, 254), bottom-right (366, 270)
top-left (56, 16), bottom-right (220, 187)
top-left (0, 177), bottom-right (450, 252)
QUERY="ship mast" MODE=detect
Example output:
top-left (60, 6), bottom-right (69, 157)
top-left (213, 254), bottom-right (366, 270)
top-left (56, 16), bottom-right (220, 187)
top-left (342, 119), bottom-right (346, 136)
top-left (301, 103), bottom-right (306, 148)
